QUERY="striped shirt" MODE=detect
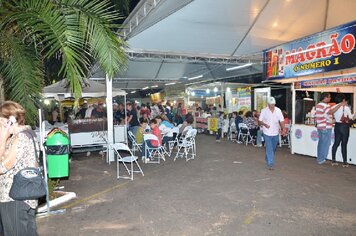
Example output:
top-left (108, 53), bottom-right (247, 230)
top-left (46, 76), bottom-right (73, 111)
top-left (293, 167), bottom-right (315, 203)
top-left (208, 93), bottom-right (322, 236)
top-left (315, 102), bottom-right (333, 129)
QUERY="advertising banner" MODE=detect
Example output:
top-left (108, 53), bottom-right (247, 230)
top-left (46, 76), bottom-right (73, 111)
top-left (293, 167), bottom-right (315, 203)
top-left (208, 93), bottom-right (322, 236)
top-left (208, 118), bottom-right (218, 132)
top-left (294, 74), bottom-right (356, 89)
top-left (254, 87), bottom-right (271, 112)
top-left (237, 87), bottom-right (251, 112)
top-left (264, 21), bottom-right (356, 80)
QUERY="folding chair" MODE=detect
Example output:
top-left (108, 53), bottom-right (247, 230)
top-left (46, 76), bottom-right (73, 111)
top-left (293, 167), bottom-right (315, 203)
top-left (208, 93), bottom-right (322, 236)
top-left (174, 128), bottom-right (197, 162)
top-left (237, 123), bottom-right (254, 145)
top-left (228, 123), bottom-right (237, 142)
top-left (168, 127), bottom-right (180, 156)
top-left (128, 130), bottom-right (142, 154)
top-left (279, 124), bottom-right (291, 148)
top-left (112, 143), bottom-right (144, 180)
top-left (143, 134), bottom-right (165, 163)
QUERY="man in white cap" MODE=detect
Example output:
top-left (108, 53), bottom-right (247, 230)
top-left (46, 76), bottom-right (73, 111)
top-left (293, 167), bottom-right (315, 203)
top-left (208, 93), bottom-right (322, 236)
top-left (258, 97), bottom-right (287, 170)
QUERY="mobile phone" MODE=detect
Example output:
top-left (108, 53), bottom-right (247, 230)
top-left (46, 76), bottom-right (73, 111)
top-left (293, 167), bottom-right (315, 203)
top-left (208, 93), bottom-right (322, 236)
top-left (6, 116), bottom-right (17, 128)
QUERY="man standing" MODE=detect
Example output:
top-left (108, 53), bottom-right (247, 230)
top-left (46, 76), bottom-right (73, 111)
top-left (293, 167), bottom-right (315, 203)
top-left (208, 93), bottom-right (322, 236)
top-left (315, 92), bottom-right (345, 164)
top-left (258, 97), bottom-right (286, 170)
top-left (126, 102), bottom-right (140, 134)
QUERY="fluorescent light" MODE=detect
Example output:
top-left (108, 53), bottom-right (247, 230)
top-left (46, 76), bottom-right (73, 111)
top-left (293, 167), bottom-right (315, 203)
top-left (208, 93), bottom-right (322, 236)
top-left (191, 91), bottom-right (196, 96)
top-left (226, 63), bottom-right (253, 71)
top-left (130, 91), bottom-right (136, 94)
top-left (165, 82), bottom-right (176, 86)
top-left (206, 89), bottom-right (210, 94)
top-left (213, 87), bottom-right (218, 93)
top-left (142, 86), bottom-right (149, 90)
top-left (151, 85), bottom-right (158, 88)
top-left (226, 87), bottom-right (231, 92)
top-left (188, 75), bottom-right (203, 80)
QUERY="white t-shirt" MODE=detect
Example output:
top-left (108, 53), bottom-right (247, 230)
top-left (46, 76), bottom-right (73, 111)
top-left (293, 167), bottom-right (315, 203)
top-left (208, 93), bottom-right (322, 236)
top-left (259, 106), bottom-right (284, 136)
top-left (332, 105), bottom-right (353, 123)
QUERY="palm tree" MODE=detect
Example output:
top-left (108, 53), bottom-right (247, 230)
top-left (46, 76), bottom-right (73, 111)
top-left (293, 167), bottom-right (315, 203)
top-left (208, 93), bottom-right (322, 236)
top-left (0, 0), bottom-right (128, 124)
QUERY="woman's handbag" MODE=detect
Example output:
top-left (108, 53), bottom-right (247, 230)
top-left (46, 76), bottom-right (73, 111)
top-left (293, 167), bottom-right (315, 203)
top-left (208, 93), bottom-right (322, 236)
top-left (9, 167), bottom-right (47, 200)
top-left (340, 106), bottom-right (350, 124)
top-left (9, 131), bottom-right (47, 201)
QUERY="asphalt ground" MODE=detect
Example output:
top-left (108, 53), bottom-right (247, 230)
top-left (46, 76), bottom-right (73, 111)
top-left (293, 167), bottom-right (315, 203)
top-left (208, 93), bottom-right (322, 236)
top-left (37, 134), bottom-right (356, 236)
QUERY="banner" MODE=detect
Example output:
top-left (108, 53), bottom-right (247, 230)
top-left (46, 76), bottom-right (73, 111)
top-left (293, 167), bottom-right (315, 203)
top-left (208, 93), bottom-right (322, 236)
top-left (294, 74), bottom-right (356, 89)
top-left (237, 87), bottom-right (251, 112)
top-left (254, 87), bottom-right (271, 112)
top-left (208, 118), bottom-right (218, 132)
top-left (264, 21), bottom-right (356, 80)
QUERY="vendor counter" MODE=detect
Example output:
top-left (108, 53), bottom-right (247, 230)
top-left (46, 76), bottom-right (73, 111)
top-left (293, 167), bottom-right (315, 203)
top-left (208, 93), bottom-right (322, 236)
top-left (291, 124), bottom-right (356, 165)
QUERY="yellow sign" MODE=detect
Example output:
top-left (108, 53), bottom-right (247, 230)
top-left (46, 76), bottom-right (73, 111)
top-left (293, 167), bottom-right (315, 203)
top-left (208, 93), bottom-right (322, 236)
top-left (208, 118), bottom-right (218, 132)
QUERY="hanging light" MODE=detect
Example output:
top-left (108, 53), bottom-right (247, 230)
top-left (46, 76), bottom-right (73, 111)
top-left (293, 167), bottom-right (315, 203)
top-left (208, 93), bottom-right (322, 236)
top-left (206, 88), bottom-right (210, 94)
top-left (213, 87), bottom-right (218, 93)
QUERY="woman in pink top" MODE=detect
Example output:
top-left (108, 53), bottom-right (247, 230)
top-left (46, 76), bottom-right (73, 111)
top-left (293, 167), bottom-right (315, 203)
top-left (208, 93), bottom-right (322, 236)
top-left (141, 119), bottom-right (162, 160)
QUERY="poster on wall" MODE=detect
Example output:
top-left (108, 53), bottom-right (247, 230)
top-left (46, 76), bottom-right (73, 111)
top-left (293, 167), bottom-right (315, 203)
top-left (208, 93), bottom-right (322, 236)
top-left (254, 87), bottom-right (271, 112)
top-left (237, 87), bottom-right (251, 112)
top-left (264, 20), bottom-right (356, 80)
top-left (225, 89), bottom-right (238, 113)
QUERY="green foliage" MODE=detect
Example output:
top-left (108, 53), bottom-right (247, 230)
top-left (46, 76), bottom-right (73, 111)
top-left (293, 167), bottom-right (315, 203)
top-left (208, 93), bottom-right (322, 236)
top-left (0, 0), bottom-right (128, 123)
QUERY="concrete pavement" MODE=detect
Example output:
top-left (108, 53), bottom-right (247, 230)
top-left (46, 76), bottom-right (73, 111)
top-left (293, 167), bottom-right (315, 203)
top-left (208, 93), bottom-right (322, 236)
top-left (37, 134), bottom-right (356, 236)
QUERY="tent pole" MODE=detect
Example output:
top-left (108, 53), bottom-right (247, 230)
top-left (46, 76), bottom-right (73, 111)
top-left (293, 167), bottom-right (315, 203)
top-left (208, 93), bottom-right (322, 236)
top-left (106, 74), bottom-right (114, 163)
top-left (291, 83), bottom-right (296, 154)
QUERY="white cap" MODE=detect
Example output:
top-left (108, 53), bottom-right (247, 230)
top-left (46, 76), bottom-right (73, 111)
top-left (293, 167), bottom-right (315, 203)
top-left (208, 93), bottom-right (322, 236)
top-left (267, 97), bottom-right (276, 105)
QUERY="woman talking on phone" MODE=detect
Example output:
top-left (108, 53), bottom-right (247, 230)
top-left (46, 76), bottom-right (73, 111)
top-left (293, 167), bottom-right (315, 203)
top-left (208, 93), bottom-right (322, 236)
top-left (331, 94), bottom-right (354, 167)
top-left (0, 101), bottom-right (39, 235)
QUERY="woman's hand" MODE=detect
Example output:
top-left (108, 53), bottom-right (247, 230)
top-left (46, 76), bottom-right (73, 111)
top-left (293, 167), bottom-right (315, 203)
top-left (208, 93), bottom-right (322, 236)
top-left (0, 118), bottom-right (12, 143)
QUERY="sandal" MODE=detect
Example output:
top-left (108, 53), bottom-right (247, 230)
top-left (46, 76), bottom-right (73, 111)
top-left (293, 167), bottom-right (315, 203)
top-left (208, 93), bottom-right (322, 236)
top-left (331, 162), bottom-right (338, 166)
top-left (342, 164), bottom-right (349, 168)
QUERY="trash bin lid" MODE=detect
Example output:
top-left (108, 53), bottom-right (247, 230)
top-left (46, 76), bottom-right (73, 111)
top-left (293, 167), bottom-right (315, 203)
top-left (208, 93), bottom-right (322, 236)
top-left (46, 132), bottom-right (69, 145)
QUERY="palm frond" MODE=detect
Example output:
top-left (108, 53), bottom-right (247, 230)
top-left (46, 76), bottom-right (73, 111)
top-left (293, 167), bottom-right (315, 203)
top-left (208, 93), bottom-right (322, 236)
top-left (59, 0), bottom-right (128, 78)
top-left (0, 30), bottom-right (43, 125)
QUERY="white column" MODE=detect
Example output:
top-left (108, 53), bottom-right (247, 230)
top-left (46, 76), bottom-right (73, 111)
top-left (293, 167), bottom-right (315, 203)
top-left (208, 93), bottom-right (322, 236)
top-left (106, 74), bottom-right (114, 163)
top-left (291, 83), bottom-right (296, 154)
top-left (353, 87), bottom-right (356, 113)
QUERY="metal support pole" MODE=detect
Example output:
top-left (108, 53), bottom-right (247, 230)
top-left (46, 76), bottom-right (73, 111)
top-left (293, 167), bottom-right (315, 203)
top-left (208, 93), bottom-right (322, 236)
top-left (291, 83), bottom-right (296, 154)
top-left (106, 74), bottom-right (114, 163)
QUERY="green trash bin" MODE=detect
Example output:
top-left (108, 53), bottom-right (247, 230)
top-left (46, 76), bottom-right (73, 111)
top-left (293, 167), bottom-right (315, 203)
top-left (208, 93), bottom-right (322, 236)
top-left (45, 130), bottom-right (70, 178)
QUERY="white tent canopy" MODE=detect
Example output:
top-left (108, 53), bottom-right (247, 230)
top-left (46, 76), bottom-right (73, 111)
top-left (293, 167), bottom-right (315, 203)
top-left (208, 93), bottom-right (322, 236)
top-left (89, 0), bottom-right (356, 91)
top-left (43, 78), bottom-right (126, 100)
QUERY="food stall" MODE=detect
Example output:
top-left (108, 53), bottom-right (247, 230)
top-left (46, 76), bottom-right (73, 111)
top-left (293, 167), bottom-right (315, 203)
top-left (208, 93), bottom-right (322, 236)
top-left (42, 79), bottom-right (127, 156)
top-left (264, 20), bottom-right (356, 165)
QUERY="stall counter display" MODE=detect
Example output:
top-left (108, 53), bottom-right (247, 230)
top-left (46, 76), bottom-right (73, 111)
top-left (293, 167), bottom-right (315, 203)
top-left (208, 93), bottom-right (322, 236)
top-left (291, 124), bottom-right (356, 165)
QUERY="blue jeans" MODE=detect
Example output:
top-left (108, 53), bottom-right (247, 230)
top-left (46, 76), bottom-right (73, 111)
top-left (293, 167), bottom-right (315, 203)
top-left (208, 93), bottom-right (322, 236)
top-left (129, 126), bottom-right (139, 136)
top-left (216, 128), bottom-right (222, 140)
top-left (141, 141), bottom-right (156, 158)
top-left (263, 134), bottom-right (279, 167)
top-left (317, 129), bottom-right (332, 163)
top-left (256, 130), bottom-right (263, 146)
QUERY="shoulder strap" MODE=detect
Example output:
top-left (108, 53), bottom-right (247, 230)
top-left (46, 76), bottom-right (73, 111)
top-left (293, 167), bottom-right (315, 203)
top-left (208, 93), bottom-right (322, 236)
top-left (21, 130), bottom-right (39, 161)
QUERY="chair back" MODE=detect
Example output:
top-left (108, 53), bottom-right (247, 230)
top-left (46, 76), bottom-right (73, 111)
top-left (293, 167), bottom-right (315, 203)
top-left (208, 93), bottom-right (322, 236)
top-left (128, 131), bottom-right (136, 142)
top-left (172, 127), bottom-right (180, 134)
top-left (182, 125), bottom-right (192, 133)
top-left (186, 128), bottom-right (197, 138)
top-left (144, 133), bottom-right (159, 141)
top-left (112, 142), bottom-right (131, 152)
top-left (238, 123), bottom-right (248, 130)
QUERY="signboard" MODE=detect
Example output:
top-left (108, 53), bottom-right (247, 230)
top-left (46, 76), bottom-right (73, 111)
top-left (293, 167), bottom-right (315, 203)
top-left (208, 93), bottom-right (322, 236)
top-left (264, 21), bottom-right (356, 80)
top-left (236, 87), bottom-right (251, 112)
top-left (294, 74), bottom-right (356, 89)
top-left (254, 87), bottom-right (271, 112)
top-left (208, 118), bottom-right (218, 132)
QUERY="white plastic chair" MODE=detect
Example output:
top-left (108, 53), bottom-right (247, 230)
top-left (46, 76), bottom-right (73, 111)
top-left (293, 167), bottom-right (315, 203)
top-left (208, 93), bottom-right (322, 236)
top-left (143, 134), bottom-right (165, 163)
top-left (237, 123), bottom-right (254, 145)
top-left (112, 143), bottom-right (144, 180)
top-left (168, 126), bottom-right (180, 156)
top-left (228, 123), bottom-right (237, 142)
top-left (128, 130), bottom-right (142, 154)
top-left (174, 128), bottom-right (197, 162)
